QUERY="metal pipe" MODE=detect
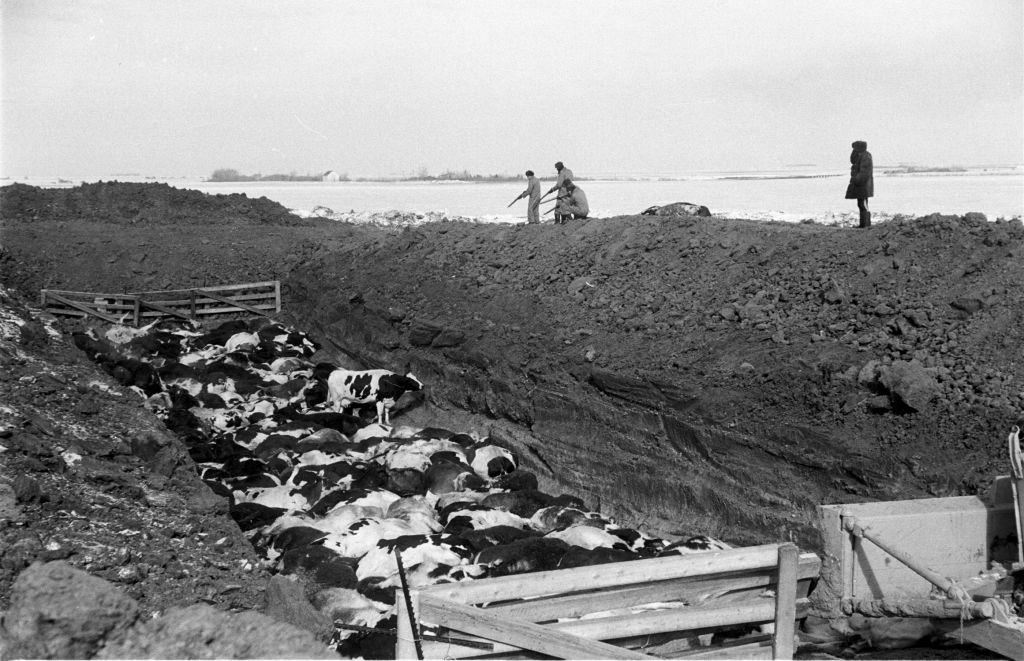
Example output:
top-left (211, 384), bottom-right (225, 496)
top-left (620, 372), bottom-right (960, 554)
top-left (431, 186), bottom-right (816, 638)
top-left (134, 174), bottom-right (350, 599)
top-left (842, 515), bottom-right (971, 601)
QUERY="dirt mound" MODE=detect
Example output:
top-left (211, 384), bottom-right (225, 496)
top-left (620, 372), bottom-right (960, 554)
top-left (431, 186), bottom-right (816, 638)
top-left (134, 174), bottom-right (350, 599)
top-left (3, 182), bottom-right (1023, 550)
top-left (0, 181), bottom-right (305, 227)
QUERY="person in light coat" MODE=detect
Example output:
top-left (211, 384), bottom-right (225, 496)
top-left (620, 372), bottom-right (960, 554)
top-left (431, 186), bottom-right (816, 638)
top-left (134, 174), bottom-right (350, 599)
top-left (560, 180), bottom-right (589, 220)
top-left (845, 140), bottom-right (874, 228)
top-left (512, 170), bottom-right (541, 224)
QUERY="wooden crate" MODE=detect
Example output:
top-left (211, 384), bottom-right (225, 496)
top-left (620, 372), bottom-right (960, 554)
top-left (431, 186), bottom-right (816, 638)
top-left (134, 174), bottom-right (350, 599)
top-left (817, 491), bottom-right (1024, 660)
top-left (396, 543), bottom-right (820, 660)
top-left (40, 281), bottom-right (281, 325)
top-left (818, 495), bottom-right (1016, 603)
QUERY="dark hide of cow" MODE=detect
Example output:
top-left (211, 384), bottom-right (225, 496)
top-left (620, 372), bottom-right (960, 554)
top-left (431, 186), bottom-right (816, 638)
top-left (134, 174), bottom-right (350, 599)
top-left (491, 470), bottom-right (539, 492)
top-left (271, 526), bottom-right (328, 552)
top-left (196, 320), bottom-right (249, 347)
top-left (459, 526), bottom-right (540, 553)
top-left (482, 490), bottom-right (553, 518)
top-left (476, 537), bottom-right (570, 576)
top-left (231, 502), bottom-right (287, 531)
top-left (558, 546), bottom-right (637, 569)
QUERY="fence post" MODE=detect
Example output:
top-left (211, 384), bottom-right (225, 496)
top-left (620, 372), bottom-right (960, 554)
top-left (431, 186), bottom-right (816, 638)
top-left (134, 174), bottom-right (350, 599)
top-left (773, 543), bottom-right (799, 659)
top-left (189, 290), bottom-right (197, 319)
top-left (274, 280), bottom-right (281, 313)
top-left (133, 296), bottom-right (141, 327)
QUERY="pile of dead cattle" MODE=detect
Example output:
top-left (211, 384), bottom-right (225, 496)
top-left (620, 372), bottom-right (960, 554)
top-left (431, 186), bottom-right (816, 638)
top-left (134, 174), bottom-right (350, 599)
top-left (73, 316), bottom-right (726, 655)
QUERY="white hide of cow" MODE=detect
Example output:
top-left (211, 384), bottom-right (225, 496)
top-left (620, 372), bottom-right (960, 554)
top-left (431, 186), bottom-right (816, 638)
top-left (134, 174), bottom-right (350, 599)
top-left (104, 321), bottom-right (160, 345)
top-left (351, 423), bottom-right (394, 444)
top-left (388, 425), bottom-right (422, 439)
top-left (356, 540), bottom-right (467, 583)
top-left (388, 438), bottom-right (468, 467)
top-left (179, 346), bottom-right (222, 366)
top-left (243, 398), bottom-right (278, 420)
top-left (546, 524), bottom-right (627, 551)
top-left (346, 489), bottom-right (403, 512)
top-left (225, 331), bottom-right (260, 352)
top-left (468, 445), bottom-right (516, 479)
top-left (446, 508), bottom-right (531, 530)
top-left (320, 517), bottom-right (439, 559)
top-left (270, 356), bottom-right (307, 374)
top-left (315, 505), bottom-right (386, 534)
top-left (313, 588), bottom-right (390, 641)
top-left (295, 450), bottom-right (344, 467)
top-left (234, 484), bottom-right (309, 511)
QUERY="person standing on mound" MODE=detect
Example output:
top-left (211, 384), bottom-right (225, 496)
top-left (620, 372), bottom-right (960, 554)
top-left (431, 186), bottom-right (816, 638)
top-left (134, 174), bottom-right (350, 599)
top-left (846, 140), bottom-right (874, 228)
top-left (512, 170), bottom-right (541, 224)
top-left (544, 161), bottom-right (574, 223)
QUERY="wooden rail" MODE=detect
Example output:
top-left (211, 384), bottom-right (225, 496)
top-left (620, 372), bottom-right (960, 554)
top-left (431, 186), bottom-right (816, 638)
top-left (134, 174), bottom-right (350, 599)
top-left (396, 543), bottom-right (819, 660)
top-left (40, 281), bottom-right (280, 326)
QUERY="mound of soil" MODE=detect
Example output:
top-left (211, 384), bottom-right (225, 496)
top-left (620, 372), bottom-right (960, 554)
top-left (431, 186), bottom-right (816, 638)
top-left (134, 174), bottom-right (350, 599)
top-left (0, 181), bottom-right (302, 227)
top-left (0, 286), bottom-right (288, 650)
top-left (3, 182), bottom-right (1023, 547)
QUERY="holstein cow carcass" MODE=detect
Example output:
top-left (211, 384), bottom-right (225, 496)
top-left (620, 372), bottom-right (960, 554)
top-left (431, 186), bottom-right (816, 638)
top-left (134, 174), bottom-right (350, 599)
top-left (325, 368), bottom-right (423, 426)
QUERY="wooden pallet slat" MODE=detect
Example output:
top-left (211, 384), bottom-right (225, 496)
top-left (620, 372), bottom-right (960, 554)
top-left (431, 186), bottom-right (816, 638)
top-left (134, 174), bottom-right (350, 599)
top-left (418, 594), bottom-right (652, 660)
top-left (194, 290), bottom-right (273, 317)
top-left (44, 292), bottom-right (121, 323)
top-left (406, 543), bottom-right (811, 660)
top-left (423, 545), bottom-right (797, 606)
top-left (137, 298), bottom-right (194, 321)
top-left (40, 281), bottom-right (279, 325)
top-left (482, 555), bottom-right (820, 622)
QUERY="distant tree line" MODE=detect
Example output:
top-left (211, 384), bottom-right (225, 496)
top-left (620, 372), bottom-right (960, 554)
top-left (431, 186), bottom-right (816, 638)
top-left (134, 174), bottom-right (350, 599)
top-left (407, 168), bottom-right (522, 182)
top-left (208, 168), bottom-right (335, 182)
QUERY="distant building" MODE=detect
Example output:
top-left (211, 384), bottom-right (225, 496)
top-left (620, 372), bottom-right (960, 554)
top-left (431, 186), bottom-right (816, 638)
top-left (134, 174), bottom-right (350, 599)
top-left (322, 170), bottom-right (341, 182)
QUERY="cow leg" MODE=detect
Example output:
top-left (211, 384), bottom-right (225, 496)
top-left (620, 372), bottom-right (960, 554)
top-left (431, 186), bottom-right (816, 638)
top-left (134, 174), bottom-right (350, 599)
top-left (376, 400), bottom-right (385, 426)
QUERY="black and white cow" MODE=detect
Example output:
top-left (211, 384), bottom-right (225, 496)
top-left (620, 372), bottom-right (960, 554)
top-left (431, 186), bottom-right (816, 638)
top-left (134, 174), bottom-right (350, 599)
top-left (325, 369), bottom-right (423, 426)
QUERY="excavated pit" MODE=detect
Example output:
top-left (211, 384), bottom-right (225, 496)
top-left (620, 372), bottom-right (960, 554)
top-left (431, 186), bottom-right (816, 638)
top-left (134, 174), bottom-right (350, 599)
top-left (3, 182), bottom-right (1022, 659)
top-left (3, 182), bottom-right (1023, 551)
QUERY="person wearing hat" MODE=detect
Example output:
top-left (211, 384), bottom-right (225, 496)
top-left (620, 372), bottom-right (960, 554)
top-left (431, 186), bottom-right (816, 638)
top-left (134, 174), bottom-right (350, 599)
top-left (845, 140), bottom-right (874, 228)
top-left (544, 161), bottom-right (574, 223)
top-left (512, 170), bottom-right (542, 224)
top-left (559, 179), bottom-right (589, 220)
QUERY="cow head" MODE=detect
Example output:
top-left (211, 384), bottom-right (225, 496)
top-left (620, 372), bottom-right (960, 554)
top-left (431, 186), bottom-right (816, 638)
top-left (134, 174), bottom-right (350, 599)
top-left (401, 373), bottom-right (424, 392)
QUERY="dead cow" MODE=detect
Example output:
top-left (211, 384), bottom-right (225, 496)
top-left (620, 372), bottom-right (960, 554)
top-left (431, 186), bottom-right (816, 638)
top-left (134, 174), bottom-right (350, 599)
top-left (326, 369), bottom-right (423, 425)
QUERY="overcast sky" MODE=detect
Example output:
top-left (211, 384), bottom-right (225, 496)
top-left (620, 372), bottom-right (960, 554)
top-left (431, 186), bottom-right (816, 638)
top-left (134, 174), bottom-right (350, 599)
top-left (2, 0), bottom-right (1022, 178)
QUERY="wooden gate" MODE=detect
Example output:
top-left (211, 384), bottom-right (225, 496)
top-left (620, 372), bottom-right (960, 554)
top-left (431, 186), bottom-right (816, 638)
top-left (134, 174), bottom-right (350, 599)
top-left (40, 281), bottom-right (280, 326)
top-left (396, 543), bottom-right (819, 660)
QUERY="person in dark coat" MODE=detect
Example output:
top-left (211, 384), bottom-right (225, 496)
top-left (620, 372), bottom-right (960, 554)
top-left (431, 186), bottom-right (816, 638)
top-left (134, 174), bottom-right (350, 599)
top-left (845, 140), bottom-right (874, 228)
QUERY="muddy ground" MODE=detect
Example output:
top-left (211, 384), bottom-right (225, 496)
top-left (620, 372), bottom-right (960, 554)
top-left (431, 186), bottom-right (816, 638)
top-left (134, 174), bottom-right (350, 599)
top-left (1, 181), bottom-right (1021, 658)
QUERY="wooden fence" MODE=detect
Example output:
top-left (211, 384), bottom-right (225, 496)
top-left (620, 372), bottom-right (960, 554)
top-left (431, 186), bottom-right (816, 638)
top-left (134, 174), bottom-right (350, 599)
top-left (396, 543), bottom-right (820, 660)
top-left (40, 281), bottom-right (280, 326)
